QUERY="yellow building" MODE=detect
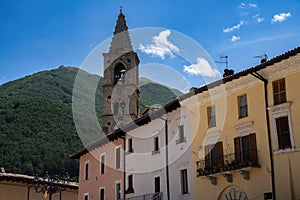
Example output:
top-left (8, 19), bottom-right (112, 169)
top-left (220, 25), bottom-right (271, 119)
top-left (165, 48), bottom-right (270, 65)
top-left (0, 171), bottom-right (78, 200)
top-left (186, 47), bottom-right (300, 200)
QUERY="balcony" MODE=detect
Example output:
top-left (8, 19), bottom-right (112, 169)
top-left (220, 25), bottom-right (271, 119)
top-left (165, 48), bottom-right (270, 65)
top-left (196, 150), bottom-right (260, 185)
top-left (122, 192), bottom-right (163, 200)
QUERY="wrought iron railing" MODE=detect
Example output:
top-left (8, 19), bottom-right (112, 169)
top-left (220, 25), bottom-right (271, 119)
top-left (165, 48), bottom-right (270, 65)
top-left (121, 192), bottom-right (163, 200)
top-left (196, 150), bottom-right (260, 177)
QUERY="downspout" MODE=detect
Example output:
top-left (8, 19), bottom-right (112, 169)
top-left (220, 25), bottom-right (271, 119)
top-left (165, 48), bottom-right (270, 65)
top-left (250, 71), bottom-right (276, 200)
top-left (123, 136), bottom-right (126, 200)
top-left (165, 119), bottom-right (170, 200)
top-left (27, 187), bottom-right (30, 200)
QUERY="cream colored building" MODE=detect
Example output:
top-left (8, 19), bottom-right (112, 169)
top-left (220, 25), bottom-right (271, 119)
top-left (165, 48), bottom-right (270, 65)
top-left (0, 172), bottom-right (78, 200)
top-left (187, 47), bottom-right (300, 200)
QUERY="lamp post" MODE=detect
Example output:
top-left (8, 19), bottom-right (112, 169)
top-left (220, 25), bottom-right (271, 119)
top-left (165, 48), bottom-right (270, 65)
top-left (33, 171), bottom-right (71, 200)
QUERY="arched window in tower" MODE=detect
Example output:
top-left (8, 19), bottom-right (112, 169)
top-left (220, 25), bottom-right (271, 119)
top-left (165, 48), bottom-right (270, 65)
top-left (114, 63), bottom-right (126, 84)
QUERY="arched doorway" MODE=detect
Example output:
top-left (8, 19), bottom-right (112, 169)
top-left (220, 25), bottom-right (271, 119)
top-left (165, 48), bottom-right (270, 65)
top-left (219, 186), bottom-right (249, 200)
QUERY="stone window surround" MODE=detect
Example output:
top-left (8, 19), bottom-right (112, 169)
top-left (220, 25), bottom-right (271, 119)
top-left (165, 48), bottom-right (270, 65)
top-left (268, 102), bottom-right (295, 152)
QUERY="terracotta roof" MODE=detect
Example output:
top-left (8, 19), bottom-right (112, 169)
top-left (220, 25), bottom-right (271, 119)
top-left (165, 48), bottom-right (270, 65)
top-left (70, 46), bottom-right (300, 159)
top-left (0, 172), bottom-right (78, 189)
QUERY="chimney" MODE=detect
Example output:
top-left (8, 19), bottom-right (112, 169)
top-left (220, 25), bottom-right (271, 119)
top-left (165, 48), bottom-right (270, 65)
top-left (223, 69), bottom-right (234, 78)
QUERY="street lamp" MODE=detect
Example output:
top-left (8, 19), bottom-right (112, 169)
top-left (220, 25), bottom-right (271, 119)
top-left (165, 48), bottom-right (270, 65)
top-left (33, 171), bottom-right (71, 200)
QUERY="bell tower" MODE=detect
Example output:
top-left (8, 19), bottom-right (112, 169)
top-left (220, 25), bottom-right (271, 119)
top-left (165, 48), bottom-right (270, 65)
top-left (102, 10), bottom-right (140, 134)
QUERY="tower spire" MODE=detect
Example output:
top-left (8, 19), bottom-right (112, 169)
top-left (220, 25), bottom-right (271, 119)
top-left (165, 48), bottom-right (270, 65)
top-left (109, 9), bottom-right (132, 54)
top-left (113, 7), bottom-right (128, 35)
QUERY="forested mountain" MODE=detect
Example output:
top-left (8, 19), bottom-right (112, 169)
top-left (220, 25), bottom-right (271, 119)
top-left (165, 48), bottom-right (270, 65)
top-left (0, 66), bottom-right (182, 178)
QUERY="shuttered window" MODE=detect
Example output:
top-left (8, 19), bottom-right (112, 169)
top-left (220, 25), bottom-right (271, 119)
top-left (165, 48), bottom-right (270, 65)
top-left (273, 79), bottom-right (286, 105)
top-left (204, 142), bottom-right (223, 168)
top-left (276, 116), bottom-right (292, 149)
top-left (234, 133), bottom-right (257, 166)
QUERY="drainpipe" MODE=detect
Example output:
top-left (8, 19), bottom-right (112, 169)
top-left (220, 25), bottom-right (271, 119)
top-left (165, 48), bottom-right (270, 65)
top-left (250, 71), bottom-right (276, 200)
top-left (123, 136), bottom-right (126, 200)
top-left (161, 117), bottom-right (170, 200)
top-left (27, 187), bottom-right (30, 200)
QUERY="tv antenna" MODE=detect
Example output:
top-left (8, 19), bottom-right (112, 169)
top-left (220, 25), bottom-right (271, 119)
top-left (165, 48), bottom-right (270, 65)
top-left (215, 55), bottom-right (228, 69)
top-left (254, 53), bottom-right (268, 63)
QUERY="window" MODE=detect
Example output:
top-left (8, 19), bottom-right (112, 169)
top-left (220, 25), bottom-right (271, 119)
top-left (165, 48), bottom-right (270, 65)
top-left (100, 188), bottom-right (104, 200)
top-left (152, 137), bottom-right (160, 155)
top-left (180, 169), bottom-right (188, 195)
top-left (176, 125), bottom-right (186, 144)
top-left (234, 133), bottom-right (257, 166)
top-left (207, 106), bottom-right (216, 128)
top-left (116, 147), bottom-right (121, 169)
top-left (128, 138), bottom-right (133, 153)
top-left (115, 182), bottom-right (121, 200)
top-left (84, 161), bottom-right (89, 180)
top-left (154, 176), bottom-right (160, 193)
top-left (276, 116), bottom-right (292, 149)
top-left (125, 175), bottom-right (134, 194)
top-left (84, 193), bottom-right (89, 200)
top-left (205, 142), bottom-right (223, 169)
top-left (114, 63), bottom-right (126, 84)
top-left (238, 94), bottom-right (248, 118)
top-left (100, 154), bottom-right (105, 174)
top-left (273, 79), bottom-right (286, 105)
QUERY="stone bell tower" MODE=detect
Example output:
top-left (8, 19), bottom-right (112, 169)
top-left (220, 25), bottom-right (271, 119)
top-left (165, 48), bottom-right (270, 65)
top-left (102, 10), bottom-right (140, 134)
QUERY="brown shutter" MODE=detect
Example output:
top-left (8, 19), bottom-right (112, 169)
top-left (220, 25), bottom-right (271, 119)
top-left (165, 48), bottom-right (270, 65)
top-left (205, 145), bottom-right (210, 168)
top-left (216, 142), bottom-right (224, 167)
top-left (249, 133), bottom-right (257, 164)
top-left (234, 137), bottom-right (241, 167)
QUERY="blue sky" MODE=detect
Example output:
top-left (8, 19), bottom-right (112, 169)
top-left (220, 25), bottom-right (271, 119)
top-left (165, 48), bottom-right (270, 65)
top-left (1, 0), bottom-right (299, 90)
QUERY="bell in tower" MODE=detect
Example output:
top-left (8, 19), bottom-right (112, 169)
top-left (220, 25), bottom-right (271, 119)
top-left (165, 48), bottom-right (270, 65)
top-left (102, 9), bottom-right (140, 134)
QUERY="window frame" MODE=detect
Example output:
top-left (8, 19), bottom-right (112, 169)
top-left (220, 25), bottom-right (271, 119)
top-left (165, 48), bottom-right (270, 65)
top-left (99, 187), bottom-right (105, 200)
top-left (115, 181), bottom-right (122, 200)
top-left (176, 125), bottom-right (186, 144)
top-left (272, 78), bottom-right (287, 105)
top-left (84, 160), bottom-right (90, 181)
top-left (180, 169), bottom-right (189, 195)
top-left (100, 153), bottom-right (105, 175)
top-left (154, 176), bottom-right (160, 193)
top-left (207, 106), bottom-right (216, 128)
top-left (152, 136), bottom-right (160, 155)
top-left (84, 193), bottom-right (89, 200)
top-left (204, 142), bottom-right (224, 169)
top-left (276, 116), bottom-right (292, 149)
top-left (128, 138), bottom-right (133, 153)
top-left (115, 146), bottom-right (121, 170)
top-left (268, 102), bottom-right (294, 152)
top-left (238, 94), bottom-right (248, 119)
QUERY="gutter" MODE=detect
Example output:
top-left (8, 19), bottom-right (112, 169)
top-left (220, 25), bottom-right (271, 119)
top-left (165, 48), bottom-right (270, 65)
top-left (250, 71), bottom-right (276, 200)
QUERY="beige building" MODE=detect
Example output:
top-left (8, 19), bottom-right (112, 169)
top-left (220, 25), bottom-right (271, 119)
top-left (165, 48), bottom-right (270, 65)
top-left (0, 172), bottom-right (78, 200)
top-left (187, 47), bottom-right (300, 200)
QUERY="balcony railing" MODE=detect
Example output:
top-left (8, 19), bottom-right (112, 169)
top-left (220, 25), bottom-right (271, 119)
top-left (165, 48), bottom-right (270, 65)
top-left (122, 192), bottom-right (163, 200)
top-left (196, 150), bottom-right (260, 177)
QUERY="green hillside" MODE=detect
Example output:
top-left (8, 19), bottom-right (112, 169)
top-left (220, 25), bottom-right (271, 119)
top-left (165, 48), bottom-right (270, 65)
top-left (0, 66), bottom-right (182, 177)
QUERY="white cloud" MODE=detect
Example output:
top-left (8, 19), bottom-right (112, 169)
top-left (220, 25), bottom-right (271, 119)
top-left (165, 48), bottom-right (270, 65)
top-left (249, 3), bottom-right (257, 8)
top-left (231, 35), bottom-right (241, 42)
top-left (239, 3), bottom-right (246, 9)
top-left (183, 58), bottom-right (220, 77)
top-left (271, 12), bottom-right (291, 23)
top-left (223, 21), bottom-right (244, 33)
top-left (257, 17), bottom-right (265, 23)
top-left (139, 30), bottom-right (179, 59)
top-left (253, 14), bottom-right (265, 23)
top-left (239, 2), bottom-right (258, 9)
